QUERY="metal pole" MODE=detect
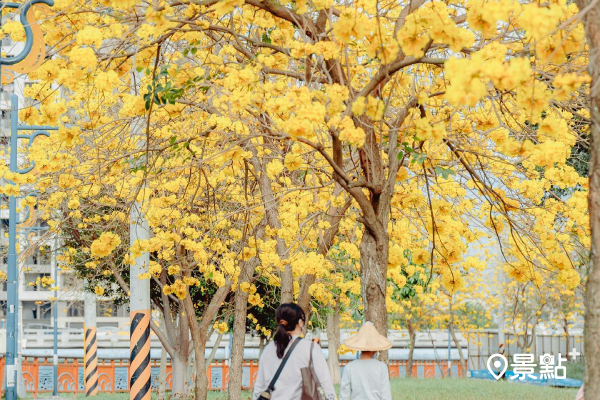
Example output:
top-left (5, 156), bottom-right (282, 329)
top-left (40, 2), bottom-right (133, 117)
top-left (130, 201), bottom-right (151, 400)
top-left (0, 5), bottom-right (55, 397)
top-left (52, 238), bottom-right (58, 396)
top-left (6, 95), bottom-right (19, 400)
top-left (84, 289), bottom-right (98, 396)
top-left (129, 62), bottom-right (151, 400)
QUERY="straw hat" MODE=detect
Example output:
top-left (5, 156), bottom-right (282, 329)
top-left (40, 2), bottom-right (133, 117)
top-left (343, 322), bottom-right (392, 352)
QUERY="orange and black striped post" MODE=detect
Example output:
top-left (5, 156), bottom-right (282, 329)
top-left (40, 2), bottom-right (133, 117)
top-left (84, 326), bottom-right (98, 396)
top-left (130, 201), bottom-right (151, 400)
top-left (130, 310), bottom-right (151, 400)
top-left (84, 291), bottom-right (98, 396)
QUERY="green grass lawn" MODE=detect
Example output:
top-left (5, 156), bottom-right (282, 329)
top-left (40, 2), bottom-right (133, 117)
top-left (388, 378), bottom-right (578, 400)
top-left (564, 361), bottom-right (585, 381)
top-left (31, 378), bottom-right (580, 400)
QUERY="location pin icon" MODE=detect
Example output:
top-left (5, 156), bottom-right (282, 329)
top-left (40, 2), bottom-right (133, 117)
top-left (487, 354), bottom-right (508, 380)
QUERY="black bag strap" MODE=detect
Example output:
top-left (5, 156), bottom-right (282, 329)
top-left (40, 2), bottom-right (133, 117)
top-left (267, 337), bottom-right (302, 392)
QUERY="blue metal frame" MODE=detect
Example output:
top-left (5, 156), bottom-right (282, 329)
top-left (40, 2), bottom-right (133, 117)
top-left (5, 94), bottom-right (56, 399)
top-left (0, 0), bottom-right (55, 65)
top-left (0, 2), bottom-right (56, 397)
top-left (52, 237), bottom-right (58, 396)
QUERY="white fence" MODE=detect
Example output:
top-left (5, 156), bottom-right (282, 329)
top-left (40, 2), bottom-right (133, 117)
top-left (0, 326), bottom-right (584, 367)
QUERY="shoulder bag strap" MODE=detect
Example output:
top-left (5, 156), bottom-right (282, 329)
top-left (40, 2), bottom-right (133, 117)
top-left (309, 340), bottom-right (315, 367)
top-left (267, 337), bottom-right (302, 392)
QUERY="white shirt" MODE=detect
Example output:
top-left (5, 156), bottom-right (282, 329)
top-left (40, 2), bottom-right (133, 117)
top-left (252, 336), bottom-right (336, 400)
top-left (339, 359), bottom-right (392, 400)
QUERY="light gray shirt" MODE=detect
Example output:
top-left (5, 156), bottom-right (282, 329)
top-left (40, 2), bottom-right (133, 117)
top-left (252, 336), bottom-right (336, 400)
top-left (339, 359), bottom-right (392, 400)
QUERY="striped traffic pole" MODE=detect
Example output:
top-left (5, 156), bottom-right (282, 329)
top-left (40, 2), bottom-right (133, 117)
top-left (130, 201), bottom-right (151, 400)
top-left (84, 291), bottom-right (98, 396)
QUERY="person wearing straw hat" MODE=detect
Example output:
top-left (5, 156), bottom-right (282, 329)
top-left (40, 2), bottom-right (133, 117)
top-left (339, 322), bottom-right (392, 400)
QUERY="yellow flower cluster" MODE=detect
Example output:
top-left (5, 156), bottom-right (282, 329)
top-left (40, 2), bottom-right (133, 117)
top-left (337, 117), bottom-right (366, 148)
top-left (247, 314), bottom-right (271, 337)
top-left (557, 269), bottom-right (581, 290)
top-left (337, 344), bottom-right (356, 355)
top-left (333, 9), bottom-right (368, 43)
top-left (213, 321), bottom-right (229, 334)
top-left (284, 152), bottom-right (303, 171)
top-left (248, 293), bottom-right (264, 308)
top-left (148, 262), bottom-right (162, 277)
top-left (399, 2), bottom-right (474, 57)
top-left (163, 279), bottom-right (188, 300)
top-left (1, 20), bottom-right (25, 42)
top-left (76, 26), bottom-right (103, 48)
top-left (68, 47), bottom-right (97, 69)
top-left (239, 282), bottom-right (257, 294)
top-left (441, 270), bottom-right (464, 293)
top-left (90, 232), bottom-right (121, 258)
top-left (168, 265), bottom-right (181, 275)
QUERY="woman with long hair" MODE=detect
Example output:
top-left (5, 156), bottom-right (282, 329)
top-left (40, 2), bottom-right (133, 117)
top-left (252, 303), bottom-right (336, 400)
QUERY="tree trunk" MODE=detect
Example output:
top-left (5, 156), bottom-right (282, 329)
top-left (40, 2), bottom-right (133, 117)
top-left (448, 299), bottom-right (466, 376)
top-left (579, 0), bottom-right (600, 397)
top-left (206, 331), bottom-right (224, 366)
top-left (298, 197), bottom-right (351, 315)
top-left (183, 285), bottom-right (230, 400)
top-left (326, 310), bottom-right (342, 384)
top-left (186, 351), bottom-right (196, 395)
top-left (428, 331), bottom-right (446, 378)
top-left (228, 322), bottom-right (247, 400)
top-left (170, 309), bottom-right (191, 399)
top-left (359, 229), bottom-right (389, 362)
top-left (158, 344), bottom-right (167, 400)
top-left (406, 320), bottom-right (416, 378)
top-left (185, 317), bottom-right (209, 400)
top-left (171, 348), bottom-right (189, 399)
top-left (194, 341), bottom-right (209, 400)
top-left (249, 155), bottom-right (293, 303)
top-left (298, 275), bottom-right (316, 315)
top-left (449, 322), bottom-right (466, 377)
top-left (529, 323), bottom-right (537, 360)
top-left (259, 337), bottom-right (266, 358)
top-left (228, 272), bottom-right (254, 400)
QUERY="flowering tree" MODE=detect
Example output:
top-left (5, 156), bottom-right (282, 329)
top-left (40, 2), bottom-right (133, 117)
top-left (150, 0), bottom-right (589, 352)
